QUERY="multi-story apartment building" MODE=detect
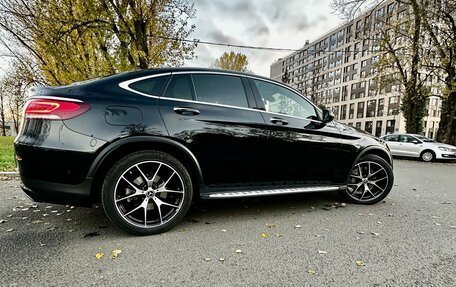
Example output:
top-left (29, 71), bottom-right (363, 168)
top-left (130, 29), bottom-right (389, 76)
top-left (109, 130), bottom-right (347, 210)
top-left (270, 0), bottom-right (441, 138)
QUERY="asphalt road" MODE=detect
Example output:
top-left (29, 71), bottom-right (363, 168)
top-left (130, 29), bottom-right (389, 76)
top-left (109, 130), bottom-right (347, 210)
top-left (1, 160), bottom-right (455, 287)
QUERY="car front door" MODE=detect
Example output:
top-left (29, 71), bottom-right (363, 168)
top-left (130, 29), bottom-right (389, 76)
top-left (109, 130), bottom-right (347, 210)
top-left (398, 135), bottom-right (422, 157)
top-left (158, 73), bottom-right (268, 187)
top-left (249, 78), bottom-right (345, 185)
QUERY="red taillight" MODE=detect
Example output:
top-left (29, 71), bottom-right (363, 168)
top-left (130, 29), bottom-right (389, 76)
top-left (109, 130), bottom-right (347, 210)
top-left (24, 99), bottom-right (90, 120)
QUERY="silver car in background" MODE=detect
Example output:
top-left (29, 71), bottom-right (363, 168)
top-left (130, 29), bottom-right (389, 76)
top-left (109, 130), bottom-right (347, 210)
top-left (381, 134), bottom-right (456, 162)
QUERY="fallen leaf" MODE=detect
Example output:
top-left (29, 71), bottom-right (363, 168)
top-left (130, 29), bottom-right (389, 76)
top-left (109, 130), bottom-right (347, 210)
top-left (39, 242), bottom-right (46, 247)
top-left (7, 214), bottom-right (13, 218)
top-left (0, 219), bottom-right (6, 224)
top-left (435, 223), bottom-right (442, 226)
top-left (110, 249), bottom-right (122, 259)
top-left (356, 260), bottom-right (365, 267)
top-left (450, 226), bottom-right (456, 229)
top-left (308, 269), bottom-right (316, 274)
top-left (275, 234), bottom-right (283, 237)
top-left (372, 232), bottom-right (380, 236)
top-left (340, 203), bottom-right (347, 207)
top-left (95, 253), bottom-right (104, 259)
top-left (235, 249), bottom-right (242, 253)
top-left (357, 231), bottom-right (365, 234)
top-left (204, 258), bottom-right (211, 261)
top-left (377, 221), bottom-right (383, 225)
top-left (318, 250), bottom-right (328, 254)
top-left (6, 228), bottom-right (14, 232)
top-left (260, 233), bottom-right (269, 238)
top-left (219, 258), bottom-right (225, 261)
top-left (294, 225), bottom-right (302, 228)
top-left (221, 229), bottom-right (227, 232)
top-left (266, 223), bottom-right (276, 228)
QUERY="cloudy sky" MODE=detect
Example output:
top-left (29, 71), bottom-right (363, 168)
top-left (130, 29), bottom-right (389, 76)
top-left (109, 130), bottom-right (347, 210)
top-left (185, 0), bottom-right (343, 77)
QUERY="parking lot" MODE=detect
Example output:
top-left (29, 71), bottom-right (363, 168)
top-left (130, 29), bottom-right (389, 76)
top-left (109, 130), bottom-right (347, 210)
top-left (1, 159), bottom-right (455, 286)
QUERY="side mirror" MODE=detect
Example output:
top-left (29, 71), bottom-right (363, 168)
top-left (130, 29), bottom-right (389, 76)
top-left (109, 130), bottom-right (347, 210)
top-left (412, 140), bottom-right (420, 144)
top-left (322, 109), bottom-right (335, 123)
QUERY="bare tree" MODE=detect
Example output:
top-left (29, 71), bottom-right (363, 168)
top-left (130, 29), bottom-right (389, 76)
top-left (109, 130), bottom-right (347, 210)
top-left (332, 0), bottom-right (432, 134)
top-left (0, 85), bottom-right (6, 136)
top-left (420, 0), bottom-right (456, 145)
top-left (1, 60), bottom-right (36, 133)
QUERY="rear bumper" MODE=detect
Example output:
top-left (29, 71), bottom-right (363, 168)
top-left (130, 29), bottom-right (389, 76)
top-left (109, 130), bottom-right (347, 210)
top-left (20, 176), bottom-right (93, 206)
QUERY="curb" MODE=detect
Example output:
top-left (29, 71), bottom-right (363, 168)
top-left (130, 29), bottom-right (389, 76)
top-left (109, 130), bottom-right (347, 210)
top-left (0, 171), bottom-right (19, 179)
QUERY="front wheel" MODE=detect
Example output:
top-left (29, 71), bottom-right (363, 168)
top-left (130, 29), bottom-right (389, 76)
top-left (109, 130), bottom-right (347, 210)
top-left (102, 150), bottom-right (193, 235)
top-left (420, 150), bottom-right (435, 162)
top-left (339, 154), bottom-right (394, 204)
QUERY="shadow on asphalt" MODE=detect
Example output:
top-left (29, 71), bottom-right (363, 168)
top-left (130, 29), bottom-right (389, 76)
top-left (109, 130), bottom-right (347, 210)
top-left (1, 190), bottom-right (344, 240)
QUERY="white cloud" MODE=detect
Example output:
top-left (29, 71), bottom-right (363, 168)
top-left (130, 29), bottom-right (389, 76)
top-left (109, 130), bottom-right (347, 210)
top-left (185, 0), bottom-right (342, 77)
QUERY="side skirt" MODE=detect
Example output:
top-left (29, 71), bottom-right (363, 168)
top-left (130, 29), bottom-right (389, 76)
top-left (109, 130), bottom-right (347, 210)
top-left (201, 185), bottom-right (346, 199)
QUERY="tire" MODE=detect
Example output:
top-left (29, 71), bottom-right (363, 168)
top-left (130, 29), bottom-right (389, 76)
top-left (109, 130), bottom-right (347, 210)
top-left (101, 150), bottom-right (193, 235)
top-left (339, 154), bottom-right (394, 205)
top-left (420, 150), bottom-right (435, 162)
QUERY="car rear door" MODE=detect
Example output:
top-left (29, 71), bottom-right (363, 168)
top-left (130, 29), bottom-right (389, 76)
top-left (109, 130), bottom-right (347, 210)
top-left (249, 78), bottom-right (346, 185)
top-left (158, 72), bottom-right (268, 186)
top-left (383, 134), bottom-right (401, 155)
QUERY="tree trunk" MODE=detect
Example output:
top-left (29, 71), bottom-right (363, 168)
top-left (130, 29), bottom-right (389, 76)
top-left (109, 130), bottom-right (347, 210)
top-left (0, 93), bottom-right (6, 136)
top-left (437, 92), bottom-right (456, 145)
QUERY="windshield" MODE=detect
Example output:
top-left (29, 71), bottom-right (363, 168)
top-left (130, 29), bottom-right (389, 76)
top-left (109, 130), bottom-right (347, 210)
top-left (414, 135), bottom-right (435, 142)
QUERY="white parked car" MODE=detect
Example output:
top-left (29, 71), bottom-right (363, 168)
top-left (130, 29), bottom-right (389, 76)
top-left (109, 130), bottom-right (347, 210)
top-left (380, 134), bottom-right (456, 162)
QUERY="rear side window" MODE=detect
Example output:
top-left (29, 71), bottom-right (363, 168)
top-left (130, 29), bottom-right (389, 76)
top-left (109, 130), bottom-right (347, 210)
top-left (129, 76), bottom-right (168, 96)
top-left (192, 74), bottom-right (249, 108)
top-left (163, 75), bottom-right (193, 100)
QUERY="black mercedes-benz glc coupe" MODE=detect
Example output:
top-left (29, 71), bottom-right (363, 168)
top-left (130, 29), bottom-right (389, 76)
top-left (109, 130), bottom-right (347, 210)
top-left (14, 68), bottom-right (393, 235)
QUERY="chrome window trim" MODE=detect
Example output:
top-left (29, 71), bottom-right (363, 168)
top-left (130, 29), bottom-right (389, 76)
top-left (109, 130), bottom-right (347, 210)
top-left (118, 70), bottom-right (324, 122)
top-left (118, 72), bottom-right (172, 98)
top-left (159, 96), bottom-right (260, 113)
top-left (29, 96), bottom-right (83, 103)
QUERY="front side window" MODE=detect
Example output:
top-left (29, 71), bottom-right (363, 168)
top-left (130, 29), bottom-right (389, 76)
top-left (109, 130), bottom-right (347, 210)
top-left (129, 76), bottom-right (169, 96)
top-left (399, 135), bottom-right (419, 143)
top-left (192, 74), bottom-right (249, 108)
top-left (384, 134), bottom-right (399, 142)
top-left (253, 79), bottom-right (317, 119)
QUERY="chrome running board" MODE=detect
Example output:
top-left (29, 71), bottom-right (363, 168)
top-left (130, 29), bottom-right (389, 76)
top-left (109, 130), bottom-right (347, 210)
top-left (205, 186), bottom-right (344, 199)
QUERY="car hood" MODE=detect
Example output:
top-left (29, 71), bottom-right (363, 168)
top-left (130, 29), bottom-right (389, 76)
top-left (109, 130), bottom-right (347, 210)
top-left (334, 121), bottom-right (386, 142)
top-left (424, 142), bottom-right (456, 149)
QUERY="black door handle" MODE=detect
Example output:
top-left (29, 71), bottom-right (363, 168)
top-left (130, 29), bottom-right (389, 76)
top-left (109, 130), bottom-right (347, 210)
top-left (173, 107), bottom-right (200, 116)
top-left (270, 117), bottom-right (288, 125)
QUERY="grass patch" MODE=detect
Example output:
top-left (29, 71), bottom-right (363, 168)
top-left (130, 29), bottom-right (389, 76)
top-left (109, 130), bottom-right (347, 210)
top-left (0, 136), bottom-right (16, 171)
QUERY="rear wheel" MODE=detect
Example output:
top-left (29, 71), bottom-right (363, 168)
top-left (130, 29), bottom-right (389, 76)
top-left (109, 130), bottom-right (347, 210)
top-left (339, 154), bottom-right (394, 204)
top-left (102, 150), bottom-right (192, 235)
top-left (420, 150), bottom-right (435, 162)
